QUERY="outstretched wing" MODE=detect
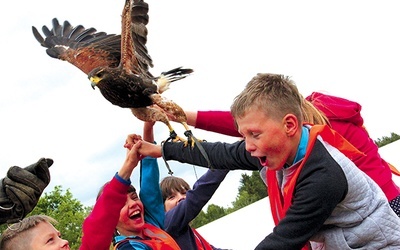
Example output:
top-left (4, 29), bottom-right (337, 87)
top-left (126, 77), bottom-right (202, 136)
top-left (32, 18), bottom-right (121, 75)
top-left (120, 0), bottom-right (153, 78)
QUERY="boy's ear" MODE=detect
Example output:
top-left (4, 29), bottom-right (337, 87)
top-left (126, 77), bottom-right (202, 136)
top-left (283, 114), bottom-right (298, 136)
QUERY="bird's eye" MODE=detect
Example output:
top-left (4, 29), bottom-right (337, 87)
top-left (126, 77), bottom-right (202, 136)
top-left (96, 71), bottom-right (104, 78)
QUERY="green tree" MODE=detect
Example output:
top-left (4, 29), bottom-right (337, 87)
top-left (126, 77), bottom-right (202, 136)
top-left (230, 171), bottom-right (267, 212)
top-left (205, 204), bottom-right (227, 221)
top-left (191, 209), bottom-right (208, 228)
top-left (375, 132), bottom-right (400, 147)
top-left (191, 204), bottom-right (227, 228)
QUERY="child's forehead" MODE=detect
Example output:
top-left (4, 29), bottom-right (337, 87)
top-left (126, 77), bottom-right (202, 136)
top-left (31, 222), bottom-right (58, 237)
top-left (30, 222), bottom-right (60, 249)
top-left (36, 221), bottom-right (57, 231)
top-left (170, 186), bottom-right (189, 192)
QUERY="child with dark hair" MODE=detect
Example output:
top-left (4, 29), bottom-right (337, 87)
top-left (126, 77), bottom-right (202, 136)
top-left (160, 170), bottom-right (229, 250)
top-left (140, 121), bottom-right (230, 250)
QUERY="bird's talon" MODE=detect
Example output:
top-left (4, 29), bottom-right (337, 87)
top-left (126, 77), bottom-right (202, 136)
top-left (171, 135), bottom-right (188, 145)
top-left (173, 137), bottom-right (184, 143)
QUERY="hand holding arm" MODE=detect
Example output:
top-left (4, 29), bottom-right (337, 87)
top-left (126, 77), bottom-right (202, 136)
top-left (139, 141), bottom-right (162, 158)
top-left (125, 133), bottom-right (162, 158)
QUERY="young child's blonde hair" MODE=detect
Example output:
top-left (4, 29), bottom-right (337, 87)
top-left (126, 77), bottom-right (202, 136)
top-left (231, 73), bottom-right (304, 124)
top-left (0, 215), bottom-right (57, 250)
top-left (301, 98), bottom-right (330, 126)
top-left (230, 73), bottom-right (330, 128)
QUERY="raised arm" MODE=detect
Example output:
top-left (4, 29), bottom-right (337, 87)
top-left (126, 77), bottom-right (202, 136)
top-left (81, 141), bottom-right (142, 250)
top-left (138, 121), bottom-right (165, 228)
top-left (143, 121), bottom-right (155, 143)
top-left (164, 169), bottom-right (229, 234)
top-left (134, 139), bottom-right (260, 172)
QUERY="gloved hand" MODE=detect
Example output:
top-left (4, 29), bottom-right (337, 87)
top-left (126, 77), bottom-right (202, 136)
top-left (0, 158), bottom-right (52, 224)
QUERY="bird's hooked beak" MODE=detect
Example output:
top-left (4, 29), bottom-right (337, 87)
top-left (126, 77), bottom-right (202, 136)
top-left (89, 76), bottom-right (99, 90)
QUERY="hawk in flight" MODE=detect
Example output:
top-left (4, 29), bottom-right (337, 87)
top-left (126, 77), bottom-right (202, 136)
top-left (32, 0), bottom-right (197, 145)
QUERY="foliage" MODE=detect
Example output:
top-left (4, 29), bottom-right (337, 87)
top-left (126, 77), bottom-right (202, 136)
top-left (0, 186), bottom-right (91, 249)
top-left (0, 219), bottom-right (9, 233)
top-left (191, 205), bottom-right (227, 228)
top-left (230, 171), bottom-right (267, 212)
top-left (190, 210), bottom-right (208, 228)
top-left (375, 132), bottom-right (400, 147)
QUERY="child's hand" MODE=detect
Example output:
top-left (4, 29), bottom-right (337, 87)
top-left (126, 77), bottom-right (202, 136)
top-left (124, 132), bottom-right (162, 158)
top-left (118, 140), bottom-right (143, 180)
top-left (124, 134), bottom-right (142, 150)
top-left (126, 140), bottom-right (144, 164)
top-left (137, 140), bottom-right (162, 158)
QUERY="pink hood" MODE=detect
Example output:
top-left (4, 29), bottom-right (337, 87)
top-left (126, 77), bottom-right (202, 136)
top-left (306, 92), bottom-right (364, 126)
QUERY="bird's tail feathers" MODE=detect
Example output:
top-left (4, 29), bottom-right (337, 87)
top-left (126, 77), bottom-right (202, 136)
top-left (161, 67), bottom-right (194, 81)
top-left (157, 67), bottom-right (193, 93)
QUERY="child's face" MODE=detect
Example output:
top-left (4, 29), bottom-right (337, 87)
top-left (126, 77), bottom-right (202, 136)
top-left (164, 190), bottom-right (186, 212)
top-left (236, 108), bottom-right (298, 170)
top-left (29, 222), bottom-right (70, 250)
top-left (117, 191), bottom-right (145, 235)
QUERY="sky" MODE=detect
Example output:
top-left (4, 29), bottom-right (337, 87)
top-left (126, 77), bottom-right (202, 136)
top-left (1, 0), bottom-right (399, 209)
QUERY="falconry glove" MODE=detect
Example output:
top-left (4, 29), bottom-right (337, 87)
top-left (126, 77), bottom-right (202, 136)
top-left (0, 158), bottom-right (52, 224)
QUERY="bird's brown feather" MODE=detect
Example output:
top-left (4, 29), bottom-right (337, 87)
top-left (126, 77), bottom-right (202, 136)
top-left (32, 0), bottom-right (196, 146)
top-left (32, 19), bottom-right (121, 75)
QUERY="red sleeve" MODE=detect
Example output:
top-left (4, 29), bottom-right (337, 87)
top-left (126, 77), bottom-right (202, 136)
top-left (196, 111), bottom-right (241, 137)
top-left (80, 177), bottom-right (128, 250)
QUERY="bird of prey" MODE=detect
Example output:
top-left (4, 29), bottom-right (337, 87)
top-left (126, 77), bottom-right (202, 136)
top-left (32, 0), bottom-right (197, 146)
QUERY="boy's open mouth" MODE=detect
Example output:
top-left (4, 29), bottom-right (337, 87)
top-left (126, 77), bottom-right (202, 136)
top-left (129, 210), bottom-right (141, 219)
top-left (259, 156), bottom-right (267, 166)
